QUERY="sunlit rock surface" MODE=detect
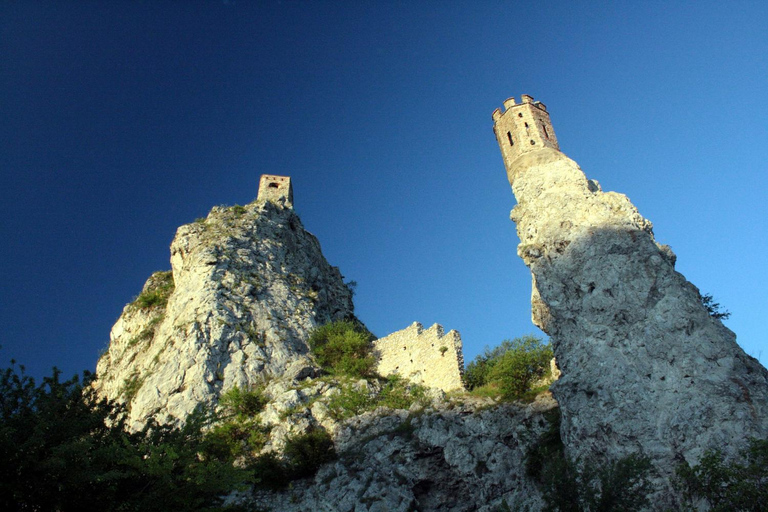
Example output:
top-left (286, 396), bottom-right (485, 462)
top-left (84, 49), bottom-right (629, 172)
top-left (94, 199), bottom-right (354, 429)
top-left (506, 147), bottom-right (768, 507)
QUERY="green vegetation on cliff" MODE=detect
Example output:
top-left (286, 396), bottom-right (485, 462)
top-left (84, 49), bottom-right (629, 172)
top-left (130, 270), bottom-right (175, 310)
top-left (464, 335), bottom-right (553, 399)
top-left (0, 363), bottom-right (247, 511)
top-left (308, 319), bottom-right (376, 378)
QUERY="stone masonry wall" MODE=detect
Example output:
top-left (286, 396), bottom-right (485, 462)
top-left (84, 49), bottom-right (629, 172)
top-left (373, 322), bottom-right (465, 392)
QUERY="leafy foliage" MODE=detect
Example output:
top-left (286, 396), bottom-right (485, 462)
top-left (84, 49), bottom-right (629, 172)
top-left (308, 319), bottom-right (376, 378)
top-left (326, 383), bottom-right (375, 420)
top-left (219, 385), bottom-right (268, 419)
top-left (676, 438), bottom-right (768, 511)
top-left (0, 362), bottom-right (248, 511)
top-left (248, 428), bottom-right (336, 490)
top-left (282, 428), bottom-right (336, 479)
top-left (464, 335), bottom-right (553, 399)
top-left (204, 386), bottom-right (271, 460)
top-left (131, 270), bottom-right (175, 310)
top-left (526, 408), bottom-right (653, 511)
top-left (700, 293), bottom-right (731, 320)
top-left (326, 375), bottom-right (428, 421)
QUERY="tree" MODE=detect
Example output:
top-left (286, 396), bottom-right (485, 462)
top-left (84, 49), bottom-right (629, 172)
top-left (677, 438), bottom-right (768, 511)
top-left (700, 293), bottom-right (731, 320)
top-left (0, 362), bottom-right (248, 511)
top-left (464, 335), bottom-right (553, 399)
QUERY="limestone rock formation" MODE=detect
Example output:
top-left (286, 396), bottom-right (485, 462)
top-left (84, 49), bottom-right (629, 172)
top-left (494, 96), bottom-right (768, 506)
top-left (246, 394), bottom-right (557, 512)
top-left (94, 196), bottom-right (354, 429)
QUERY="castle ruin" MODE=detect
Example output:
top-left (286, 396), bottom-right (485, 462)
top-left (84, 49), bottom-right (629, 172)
top-left (257, 174), bottom-right (293, 207)
top-left (373, 322), bottom-right (465, 392)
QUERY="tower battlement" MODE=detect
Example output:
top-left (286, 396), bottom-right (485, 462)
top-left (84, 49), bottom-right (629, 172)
top-left (492, 94), bottom-right (559, 168)
top-left (257, 174), bottom-right (293, 207)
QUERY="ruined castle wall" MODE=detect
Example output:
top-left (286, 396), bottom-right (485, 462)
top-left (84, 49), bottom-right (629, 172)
top-left (373, 322), bottom-right (465, 392)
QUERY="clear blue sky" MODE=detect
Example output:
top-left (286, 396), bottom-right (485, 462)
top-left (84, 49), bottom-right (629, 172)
top-left (2, 1), bottom-right (766, 380)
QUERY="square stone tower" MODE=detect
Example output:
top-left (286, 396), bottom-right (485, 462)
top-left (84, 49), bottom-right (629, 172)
top-left (492, 94), bottom-right (559, 170)
top-left (257, 175), bottom-right (293, 207)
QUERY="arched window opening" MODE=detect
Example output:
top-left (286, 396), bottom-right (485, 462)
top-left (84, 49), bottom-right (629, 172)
top-left (507, 132), bottom-right (514, 146)
top-left (268, 182), bottom-right (279, 189)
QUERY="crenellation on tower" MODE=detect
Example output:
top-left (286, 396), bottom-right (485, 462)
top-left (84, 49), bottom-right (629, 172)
top-left (257, 174), bottom-right (293, 207)
top-left (492, 94), bottom-right (559, 171)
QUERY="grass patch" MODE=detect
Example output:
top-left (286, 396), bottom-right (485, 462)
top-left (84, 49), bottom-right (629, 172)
top-left (121, 372), bottom-right (146, 405)
top-left (130, 271), bottom-right (174, 310)
top-left (127, 314), bottom-right (164, 347)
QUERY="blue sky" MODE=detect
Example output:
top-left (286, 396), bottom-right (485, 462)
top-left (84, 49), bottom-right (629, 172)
top-left (2, 1), bottom-right (766, 380)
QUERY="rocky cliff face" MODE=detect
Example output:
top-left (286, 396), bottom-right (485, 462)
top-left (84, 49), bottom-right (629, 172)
top-left (95, 199), bottom-right (354, 429)
top-left (246, 393), bottom-right (557, 512)
top-left (504, 147), bottom-right (768, 505)
top-left (94, 189), bottom-right (562, 511)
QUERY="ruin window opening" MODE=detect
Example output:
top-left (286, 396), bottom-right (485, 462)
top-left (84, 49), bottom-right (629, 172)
top-left (518, 113), bottom-right (523, 118)
top-left (268, 182), bottom-right (279, 189)
top-left (543, 124), bottom-right (550, 139)
top-left (530, 140), bottom-right (536, 145)
top-left (507, 132), bottom-right (514, 146)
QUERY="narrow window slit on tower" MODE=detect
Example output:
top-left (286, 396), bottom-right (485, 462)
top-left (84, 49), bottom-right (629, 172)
top-left (543, 124), bottom-right (549, 139)
top-left (507, 132), bottom-right (514, 146)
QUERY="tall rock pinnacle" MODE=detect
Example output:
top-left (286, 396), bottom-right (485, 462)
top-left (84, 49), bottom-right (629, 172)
top-left (493, 96), bottom-right (768, 505)
top-left (95, 176), bottom-right (354, 429)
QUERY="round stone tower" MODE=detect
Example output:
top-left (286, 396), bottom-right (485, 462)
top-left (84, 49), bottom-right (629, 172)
top-left (492, 94), bottom-right (559, 172)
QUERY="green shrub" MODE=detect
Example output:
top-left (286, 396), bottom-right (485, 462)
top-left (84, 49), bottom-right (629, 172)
top-left (203, 386), bottom-right (271, 460)
top-left (0, 364), bottom-right (249, 511)
top-left (132, 271), bottom-right (175, 310)
top-left (250, 452), bottom-right (289, 490)
top-left (283, 428), bottom-right (336, 480)
top-left (219, 385), bottom-right (268, 419)
top-left (326, 376), bottom-right (428, 421)
top-left (204, 419), bottom-right (270, 460)
top-left (327, 383), bottom-right (375, 420)
top-left (378, 374), bottom-right (427, 410)
top-left (464, 335), bottom-right (552, 399)
top-left (676, 438), bottom-right (768, 511)
top-left (526, 407), bottom-right (652, 511)
top-left (308, 320), bottom-right (375, 378)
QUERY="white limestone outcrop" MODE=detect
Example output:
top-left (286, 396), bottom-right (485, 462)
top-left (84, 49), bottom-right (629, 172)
top-left (94, 199), bottom-right (354, 429)
top-left (506, 147), bottom-right (768, 507)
